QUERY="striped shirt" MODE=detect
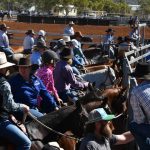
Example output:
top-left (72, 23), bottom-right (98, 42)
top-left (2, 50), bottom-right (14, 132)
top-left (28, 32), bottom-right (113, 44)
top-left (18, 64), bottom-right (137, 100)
top-left (130, 81), bottom-right (150, 124)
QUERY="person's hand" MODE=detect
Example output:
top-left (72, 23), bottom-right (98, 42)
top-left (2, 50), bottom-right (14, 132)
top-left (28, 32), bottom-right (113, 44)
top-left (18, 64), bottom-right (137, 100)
top-left (57, 98), bottom-right (64, 106)
top-left (54, 106), bottom-right (59, 111)
top-left (83, 82), bottom-right (89, 91)
top-left (22, 104), bottom-right (30, 114)
top-left (19, 123), bottom-right (27, 134)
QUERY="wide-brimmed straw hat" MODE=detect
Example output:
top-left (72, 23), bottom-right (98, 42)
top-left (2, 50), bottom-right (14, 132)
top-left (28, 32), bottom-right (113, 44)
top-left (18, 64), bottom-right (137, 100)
top-left (130, 62), bottom-right (150, 80)
top-left (18, 57), bottom-right (32, 67)
top-left (60, 47), bottom-right (73, 59)
top-left (48, 142), bottom-right (64, 150)
top-left (0, 23), bottom-right (10, 29)
top-left (0, 52), bottom-right (15, 69)
top-left (86, 108), bottom-right (115, 124)
top-left (25, 29), bottom-right (35, 35)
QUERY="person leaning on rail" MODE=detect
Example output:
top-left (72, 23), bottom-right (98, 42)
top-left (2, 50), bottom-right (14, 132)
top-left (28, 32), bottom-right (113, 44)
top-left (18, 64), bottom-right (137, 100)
top-left (0, 52), bottom-right (31, 150)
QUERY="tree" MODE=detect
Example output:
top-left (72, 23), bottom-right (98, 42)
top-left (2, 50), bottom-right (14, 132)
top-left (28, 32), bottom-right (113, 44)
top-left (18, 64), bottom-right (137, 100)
top-left (138, 0), bottom-right (150, 18)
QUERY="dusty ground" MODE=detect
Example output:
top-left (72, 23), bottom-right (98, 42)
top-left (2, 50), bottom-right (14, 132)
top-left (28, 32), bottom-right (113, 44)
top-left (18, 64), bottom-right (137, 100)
top-left (2, 21), bottom-right (150, 37)
top-left (1, 21), bottom-right (150, 52)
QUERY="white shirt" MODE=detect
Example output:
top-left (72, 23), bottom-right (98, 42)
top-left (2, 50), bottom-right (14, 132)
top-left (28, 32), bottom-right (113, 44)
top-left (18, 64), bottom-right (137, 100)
top-left (0, 30), bottom-right (9, 48)
top-left (129, 28), bottom-right (140, 42)
top-left (64, 26), bottom-right (74, 36)
top-left (23, 35), bottom-right (35, 50)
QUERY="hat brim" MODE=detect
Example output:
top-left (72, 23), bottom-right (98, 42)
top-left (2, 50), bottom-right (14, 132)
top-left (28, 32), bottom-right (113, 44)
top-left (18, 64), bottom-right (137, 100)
top-left (86, 114), bottom-right (115, 125)
top-left (25, 32), bottom-right (35, 35)
top-left (129, 72), bottom-right (150, 80)
top-left (4, 26), bottom-right (10, 29)
top-left (62, 55), bottom-right (73, 59)
top-left (105, 30), bottom-right (115, 32)
top-left (34, 45), bottom-right (48, 49)
top-left (0, 62), bottom-right (15, 69)
top-left (17, 65), bottom-right (32, 67)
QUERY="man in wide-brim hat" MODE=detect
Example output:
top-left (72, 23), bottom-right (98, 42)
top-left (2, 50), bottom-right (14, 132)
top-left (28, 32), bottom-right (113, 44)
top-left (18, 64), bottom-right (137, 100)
top-left (129, 62), bottom-right (150, 150)
top-left (9, 56), bottom-right (59, 119)
top-left (23, 29), bottom-right (35, 54)
top-left (0, 23), bottom-right (14, 56)
top-left (54, 46), bottom-right (89, 103)
top-left (0, 52), bottom-right (31, 150)
top-left (64, 21), bottom-right (75, 36)
top-left (103, 28), bottom-right (115, 59)
top-left (30, 41), bottom-right (48, 66)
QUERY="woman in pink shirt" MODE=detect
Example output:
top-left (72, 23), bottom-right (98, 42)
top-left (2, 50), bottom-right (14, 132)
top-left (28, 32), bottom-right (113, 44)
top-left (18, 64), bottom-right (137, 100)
top-left (36, 50), bottom-right (63, 105)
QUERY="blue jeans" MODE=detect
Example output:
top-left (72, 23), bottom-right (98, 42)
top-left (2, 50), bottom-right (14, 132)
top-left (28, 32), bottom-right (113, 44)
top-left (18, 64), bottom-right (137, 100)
top-left (72, 66), bottom-right (81, 75)
top-left (0, 119), bottom-right (31, 150)
top-left (58, 89), bottom-right (79, 103)
top-left (0, 47), bottom-right (14, 56)
top-left (13, 108), bottom-right (43, 121)
top-left (129, 122), bottom-right (150, 150)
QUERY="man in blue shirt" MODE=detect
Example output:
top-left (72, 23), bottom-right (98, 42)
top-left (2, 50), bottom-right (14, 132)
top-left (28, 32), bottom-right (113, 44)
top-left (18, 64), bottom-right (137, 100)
top-left (102, 28), bottom-right (115, 58)
top-left (9, 57), bottom-right (58, 118)
top-left (64, 21), bottom-right (75, 36)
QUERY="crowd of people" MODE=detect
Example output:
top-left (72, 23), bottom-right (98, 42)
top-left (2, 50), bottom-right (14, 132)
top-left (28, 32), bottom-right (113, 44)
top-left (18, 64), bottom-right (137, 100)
top-left (0, 16), bottom-right (150, 150)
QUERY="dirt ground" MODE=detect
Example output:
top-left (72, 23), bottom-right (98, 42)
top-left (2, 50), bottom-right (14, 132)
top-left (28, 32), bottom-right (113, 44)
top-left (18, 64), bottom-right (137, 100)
top-left (1, 21), bottom-right (150, 52)
top-left (1, 21), bottom-right (150, 37)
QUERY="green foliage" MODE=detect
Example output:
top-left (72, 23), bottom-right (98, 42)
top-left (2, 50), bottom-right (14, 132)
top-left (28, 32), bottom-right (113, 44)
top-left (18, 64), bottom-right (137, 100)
top-left (139, 0), bottom-right (150, 14)
top-left (0, 0), bottom-right (131, 15)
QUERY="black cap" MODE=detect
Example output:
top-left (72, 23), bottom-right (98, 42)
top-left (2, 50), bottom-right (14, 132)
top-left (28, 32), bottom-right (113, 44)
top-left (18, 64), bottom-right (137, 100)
top-left (42, 50), bottom-right (59, 64)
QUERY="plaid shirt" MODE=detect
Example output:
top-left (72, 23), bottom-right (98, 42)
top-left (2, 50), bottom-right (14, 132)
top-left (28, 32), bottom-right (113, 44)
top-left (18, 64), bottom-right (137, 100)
top-left (130, 81), bottom-right (150, 124)
top-left (0, 74), bottom-right (23, 119)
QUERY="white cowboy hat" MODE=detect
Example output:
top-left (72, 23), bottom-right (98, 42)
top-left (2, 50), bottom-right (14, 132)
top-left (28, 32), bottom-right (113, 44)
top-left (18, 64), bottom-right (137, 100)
top-left (69, 21), bottom-right (74, 25)
top-left (48, 142), bottom-right (64, 150)
top-left (63, 36), bottom-right (71, 43)
top-left (0, 52), bottom-right (15, 69)
top-left (38, 30), bottom-right (46, 36)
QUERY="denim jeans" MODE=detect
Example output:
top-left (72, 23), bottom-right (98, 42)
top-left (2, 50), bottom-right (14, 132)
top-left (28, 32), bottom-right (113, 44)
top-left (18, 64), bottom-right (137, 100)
top-left (0, 119), bottom-right (31, 150)
top-left (129, 122), bottom-right (150, 150)
top-left (58, 89), bottom-right (79, 103)
top-left (0, 47), bottom-right (14, 56)
top-left (72, 66), bottom-right (81, 75)
top-left (13, 108), bottom-right (43, 121)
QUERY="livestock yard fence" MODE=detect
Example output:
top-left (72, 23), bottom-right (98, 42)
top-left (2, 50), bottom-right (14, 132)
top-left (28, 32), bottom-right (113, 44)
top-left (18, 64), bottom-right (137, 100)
top-left (123, 44), bottom-right (150, 88)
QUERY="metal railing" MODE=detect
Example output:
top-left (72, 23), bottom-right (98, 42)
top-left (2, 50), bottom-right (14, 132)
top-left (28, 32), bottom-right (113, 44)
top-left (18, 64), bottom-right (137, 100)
top-left (123, 44), bottom-right (150, 87)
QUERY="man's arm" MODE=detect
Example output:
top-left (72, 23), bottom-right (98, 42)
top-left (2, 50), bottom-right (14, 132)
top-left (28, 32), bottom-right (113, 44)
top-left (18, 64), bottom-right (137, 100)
top-left (115, 131), bottom-right (134, 145)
